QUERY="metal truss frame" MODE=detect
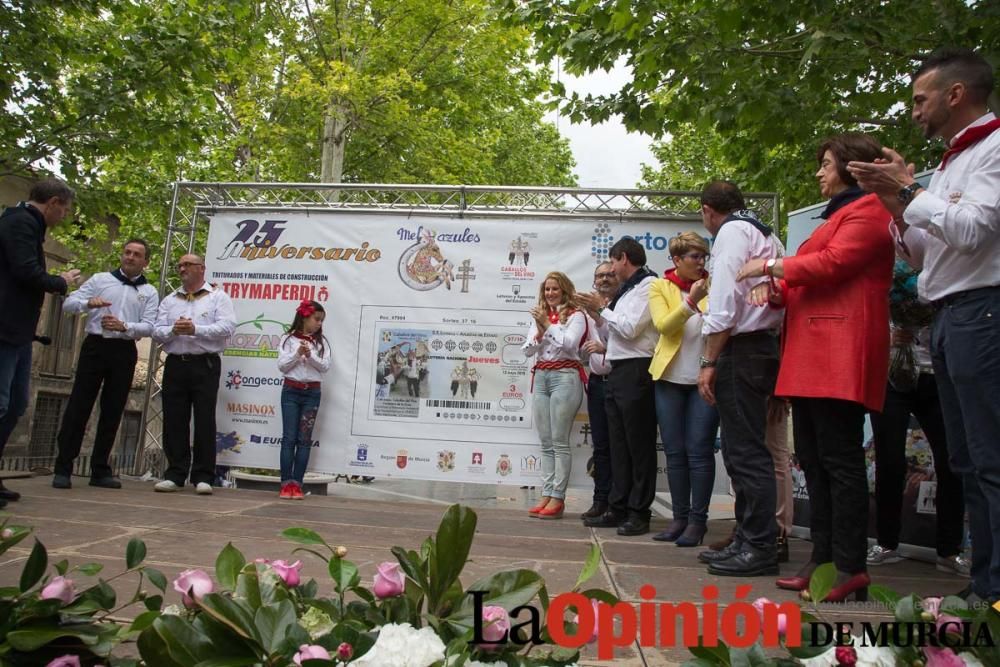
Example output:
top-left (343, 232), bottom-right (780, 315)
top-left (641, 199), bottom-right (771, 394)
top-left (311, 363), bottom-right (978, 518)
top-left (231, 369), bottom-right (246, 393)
top-left (137, 182), bottom-right (779, 473)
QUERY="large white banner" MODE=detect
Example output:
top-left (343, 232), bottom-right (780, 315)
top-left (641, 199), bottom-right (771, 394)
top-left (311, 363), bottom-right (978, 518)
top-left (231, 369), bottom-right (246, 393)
top-left (207, 212), bottom-right (699, 485)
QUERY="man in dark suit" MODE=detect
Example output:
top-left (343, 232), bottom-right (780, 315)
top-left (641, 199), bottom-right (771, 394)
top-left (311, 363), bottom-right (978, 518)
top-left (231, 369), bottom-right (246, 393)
top-left (0, 178), bottom-right (82, 505)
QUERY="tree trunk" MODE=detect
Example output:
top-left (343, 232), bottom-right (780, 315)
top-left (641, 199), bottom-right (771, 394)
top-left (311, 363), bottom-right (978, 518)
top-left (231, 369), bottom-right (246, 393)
top-left (320, 103), bottom-right (348, 184)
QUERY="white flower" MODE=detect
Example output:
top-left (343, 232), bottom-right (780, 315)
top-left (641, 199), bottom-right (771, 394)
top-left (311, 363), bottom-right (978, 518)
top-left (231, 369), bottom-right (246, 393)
top-left (961, 654), bottom-right (986, 667)
top-left (160, 604), bottom-right (184, 616)
top-left (299, 606), bottom-right (335, 640)
top-left (854, 643), bottom-right (896, 667)
top-left (798, 645), bottom-right (838, 667)
top-left (350, 623), bottom-right (445, 667)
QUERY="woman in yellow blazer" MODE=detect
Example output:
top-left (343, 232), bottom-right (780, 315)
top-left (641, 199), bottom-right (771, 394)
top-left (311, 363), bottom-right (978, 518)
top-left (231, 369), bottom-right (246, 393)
top-left (648, 232), bottom-right (719, 547)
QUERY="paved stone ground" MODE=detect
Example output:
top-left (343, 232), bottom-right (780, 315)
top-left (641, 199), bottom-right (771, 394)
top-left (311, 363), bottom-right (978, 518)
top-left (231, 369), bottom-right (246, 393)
top-left (0, 475), bottom-right (971, 665)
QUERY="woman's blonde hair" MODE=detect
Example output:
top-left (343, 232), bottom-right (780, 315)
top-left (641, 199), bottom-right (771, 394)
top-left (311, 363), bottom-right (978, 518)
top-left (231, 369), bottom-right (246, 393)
top-left (536, 271), bottom-right (578, 324)
top-left (668, 231), bottom-right (710, 258)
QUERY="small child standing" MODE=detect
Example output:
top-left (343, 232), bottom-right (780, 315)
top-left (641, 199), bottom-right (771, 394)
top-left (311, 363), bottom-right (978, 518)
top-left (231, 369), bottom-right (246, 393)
top-left (277, 300), bottom-right (330, 499)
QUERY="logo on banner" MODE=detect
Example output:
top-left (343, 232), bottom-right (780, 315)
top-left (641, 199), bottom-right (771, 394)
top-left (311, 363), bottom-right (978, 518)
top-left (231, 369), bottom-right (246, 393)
top-left (351, 444), bottom-right (374, 469)
top-left (225, 369), bottom-right (284, 390)
top-left (398, 228), bottom-right (467, 292)
top-left (521, 455), bottom-right (540, 474)
top-left (215, 431), bottom-right (244, 454)
top-left (591, 223), bottom-right (614, 261)
top-left (396, 449), bottom-right (409, 470)
top-left (496, 455), bottom-right (512, 477)
top-left (437, 450), bottom-right (456, 472)
top-left (215, 218), bottom-right (382, 264)
top-left (225, 319), bottom-right (287, 359)
top-left (472, 452), bottom-right (483, 465)
top-left (226, 402), bottom-right (276, 416)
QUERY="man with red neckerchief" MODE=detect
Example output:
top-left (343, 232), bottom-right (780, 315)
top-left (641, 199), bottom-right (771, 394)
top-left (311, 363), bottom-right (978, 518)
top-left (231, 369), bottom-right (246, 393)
top-left (848, 47), bottom-right (1000, 604)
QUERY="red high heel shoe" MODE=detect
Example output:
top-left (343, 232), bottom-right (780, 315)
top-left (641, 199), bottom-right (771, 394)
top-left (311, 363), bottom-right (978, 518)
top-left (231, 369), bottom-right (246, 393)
top-left (776, 561), bottom-right (820, 591)
top-left (537, 500), bottom-right (565, 520)
top-left (528, 497), bottom-right (552, 516)
top-left (815, 571), bottom-right (870, 603)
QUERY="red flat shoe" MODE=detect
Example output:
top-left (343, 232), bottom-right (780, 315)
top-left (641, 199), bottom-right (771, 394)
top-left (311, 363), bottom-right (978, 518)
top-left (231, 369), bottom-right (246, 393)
top-left (279, 482), bottom-right (293, 499)
top-left (776, 561), bottom-right (820, 591)
top-left (537, 501), bottom-right (564, 520)
top-left (529, 497), bottom-right (552, 516)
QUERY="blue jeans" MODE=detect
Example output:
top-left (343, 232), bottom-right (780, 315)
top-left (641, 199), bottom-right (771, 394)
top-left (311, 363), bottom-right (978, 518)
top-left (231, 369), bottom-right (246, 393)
top-left (654, 379), bottom-right (719, 525)
top-left (280, 386), bottom-right (321, 484)
top-left (0, 341), bottom-right (32, 456)
top-left (930, 286), bottom-right (1000, 601)
top-left (532, 369), bottom-right (583, 500)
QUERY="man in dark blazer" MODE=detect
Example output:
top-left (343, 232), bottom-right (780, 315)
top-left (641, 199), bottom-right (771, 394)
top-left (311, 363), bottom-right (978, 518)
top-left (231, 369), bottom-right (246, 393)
top-left (0, 178), bottom-right (82, 505)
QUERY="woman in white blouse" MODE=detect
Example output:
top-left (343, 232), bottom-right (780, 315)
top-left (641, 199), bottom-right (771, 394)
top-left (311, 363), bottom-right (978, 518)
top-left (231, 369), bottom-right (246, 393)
top-left (522, 272), bottom-right (588, 519)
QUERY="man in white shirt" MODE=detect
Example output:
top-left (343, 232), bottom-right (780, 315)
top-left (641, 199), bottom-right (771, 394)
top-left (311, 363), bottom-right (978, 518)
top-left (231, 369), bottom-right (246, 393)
top-left (578, 239), bottom-right (659, 536)
top-left (697, 181), bottom-right (784, 577)
top-left (52, 239), bottom-right (159, 490)
top-left (847, 48), bottom-right (1000, 603)
top-left (152, 254), bottom-right (236, 495)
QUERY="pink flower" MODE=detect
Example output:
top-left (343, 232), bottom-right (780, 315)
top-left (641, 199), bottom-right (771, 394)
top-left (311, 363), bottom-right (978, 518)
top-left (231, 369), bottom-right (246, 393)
top-left (835, 645), bottom-right (857, 666)
top-left (925, 646), bottom-right (967, 667)
top-left (45, 656), bottom-right (81, 667)
top-left (478, 605), bottom-right (511, 650)
top-left (372, 561), bottom-right (405, 598)
top-left (337, 642), bottom-right (353, 660)
top-left (271, 559), bottom-right (303, 587)
top-left (1, 528), bottom-right (14, 539)
top-left (751, 597), bottom-right (789, 636)
top-left (172, 569), bottom-right (214, 608)
top-left (40, 576), bottom-right (75, 605)
top-left (293, 644), bottom-right (331, 665)
top-left (571, 598), bottom-right (601, 643)
top-left (922, 596), bottom-right (965, 633)
top-left (253, 557), bottom-right (271, 564)
top-left (45, 654), bottom-right (80, 667)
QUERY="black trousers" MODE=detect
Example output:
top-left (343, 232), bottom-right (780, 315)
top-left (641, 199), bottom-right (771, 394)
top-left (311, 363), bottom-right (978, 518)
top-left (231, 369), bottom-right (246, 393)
top-left (792, 397), bottom-right (867, 574)
top-left (587, 373), bottom-right (612, 503)
top-left (714, 332), bottom-right (779, 551)
top-left (55, 335), bottom-right (137, 478)
top-left (870, 374), bottom-right (964, 557)
top-left (605, 357), bottom-right (657, 520)
top-left (161, 354), bottom-right (222, 486)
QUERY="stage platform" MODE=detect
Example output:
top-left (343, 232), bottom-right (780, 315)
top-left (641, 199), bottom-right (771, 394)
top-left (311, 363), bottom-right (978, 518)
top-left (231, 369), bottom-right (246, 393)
top-left (0, 475), bottom-right (969, 665)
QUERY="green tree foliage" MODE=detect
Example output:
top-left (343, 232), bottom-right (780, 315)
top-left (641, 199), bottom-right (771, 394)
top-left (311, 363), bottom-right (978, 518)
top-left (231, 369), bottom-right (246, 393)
top-left (506, 0), bottom-right (999, 213)
top-left (1, 0), bottom-right (574, 276)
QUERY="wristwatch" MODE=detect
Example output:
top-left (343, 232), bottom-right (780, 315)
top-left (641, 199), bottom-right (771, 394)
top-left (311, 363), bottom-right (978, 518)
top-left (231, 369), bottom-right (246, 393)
top-left (897, 182), bottom-right (922, 206)
top-left (764, 258), bottom-right (777, 277)
top-left (699, 355), bottom-right (717, 369)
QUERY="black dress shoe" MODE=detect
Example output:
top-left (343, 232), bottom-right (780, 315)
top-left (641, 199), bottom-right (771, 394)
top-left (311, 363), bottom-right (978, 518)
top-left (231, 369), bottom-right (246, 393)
top-left (776, 536), bottom-right (789, 563)
top-left (580, 501), bottom-right (608, 520)
top-left (584, 511), bottom-right (624, 528)
top-left (52, 475), bottom-right (72, 489)
top-left (89, 477), bottom-right (122, 489)
top-left (617, 518), bottom-right (650, 536)
top-left (698, 541), bottom-right (742, 563)
top-left (0, 482), bottom-right (20, 501)
top-left (708, 549), bottom-right (779, 577)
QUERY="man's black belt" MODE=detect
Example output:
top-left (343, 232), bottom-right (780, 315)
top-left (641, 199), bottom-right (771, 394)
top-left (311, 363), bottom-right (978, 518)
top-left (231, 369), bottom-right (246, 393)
top-left (608, 357), bottom-right (652, 369)
top-left (85, 334), bottom-right (135, 344)
top-left (167, 352), bottom-right (220, 362)
top-left (931, 285), bottom-right (1000, 311)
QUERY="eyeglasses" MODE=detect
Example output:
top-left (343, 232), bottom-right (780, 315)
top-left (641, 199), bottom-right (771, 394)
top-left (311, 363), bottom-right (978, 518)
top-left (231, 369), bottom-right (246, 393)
top-left (594, 272), bottom-right (615, 280)
top-left (177, 262), bottom-right (204, 269)
top-left (680, 253), bottom-right (709, 262)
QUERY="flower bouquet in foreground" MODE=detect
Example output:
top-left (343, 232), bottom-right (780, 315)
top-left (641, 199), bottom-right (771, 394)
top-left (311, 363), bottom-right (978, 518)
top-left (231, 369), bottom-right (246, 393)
top-left (0, 505), bottom-right (614, 666)
top-left (683, 563), bottom-right (1000, 667)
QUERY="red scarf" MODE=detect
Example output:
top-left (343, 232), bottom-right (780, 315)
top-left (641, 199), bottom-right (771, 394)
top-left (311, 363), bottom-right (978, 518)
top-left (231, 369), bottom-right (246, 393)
top-left (940, 118), bottom-right (1000, 170)
top-left (547, 306), bottom-right (575, 325)
top-left (662, 268), bottom-right (707, 292)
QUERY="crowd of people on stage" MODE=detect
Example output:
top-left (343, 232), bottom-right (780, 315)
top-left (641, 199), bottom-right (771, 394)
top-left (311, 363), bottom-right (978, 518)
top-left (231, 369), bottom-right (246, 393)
top-left (520, 47), bottom-right (999, 604)
top-left (0, 47), bottom-right (997, 604)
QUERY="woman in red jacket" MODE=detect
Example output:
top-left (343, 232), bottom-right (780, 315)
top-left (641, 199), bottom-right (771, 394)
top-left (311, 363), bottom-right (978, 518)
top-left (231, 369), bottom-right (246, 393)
top-left (737, 133), bottom-right (895, 602)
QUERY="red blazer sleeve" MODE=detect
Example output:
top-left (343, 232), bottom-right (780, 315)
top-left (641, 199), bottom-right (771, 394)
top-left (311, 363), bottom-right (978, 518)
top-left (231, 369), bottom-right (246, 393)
top-left (783, 196), bottom-right (892, 287)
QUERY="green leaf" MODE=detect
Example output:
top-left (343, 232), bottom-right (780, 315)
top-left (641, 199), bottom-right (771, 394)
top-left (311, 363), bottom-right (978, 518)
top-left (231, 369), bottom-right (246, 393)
top-left (869, 584), bottom-right (900, 609)
top-left (282, 527), bottom-right (329, 548)
top-left (449, 569), bottom-right (544, 628)
top-left (196, 592), bottom-right (263, 647)
top-left (254, 599), bottom-right (297, 653)
top-left (390, 546), bottom-right (429, 592)
top-left (428, 504), bottom-right (476, 611)
top-left (145, 567), bottom-right (168, 592)
top-left (151, 615), bottom-right (217, 665)
top-left (54, 559), bottom-right (69, 576)
top-left (236, 568), bottom-right (263, 609)
top-left (808, 562), bottom-right (836, 606)
top-left (573, 543), bottom-right (601, 591)
top-left (215, 543), bottom-right (246, 590)
top-left (7, 624), bottom-right (103, 651)
top-left (329, 558), bottom-right (360, 594)
top-left (128, 609), bottom-right (162, 634)
top-left (20, 539), bottom-right (48, 592)
top-left (145, 594), bottom-right (164, 611)
top-left (137, 623), bottom-right (187, 667)
top-left (689, 636), bottom-right (731, 666)
top-left (126, 538), bottom-right (147, 569)
top-left (894, 594), bottom-right (920, 623)
top-left (77, 562), bottom-right (105, 577)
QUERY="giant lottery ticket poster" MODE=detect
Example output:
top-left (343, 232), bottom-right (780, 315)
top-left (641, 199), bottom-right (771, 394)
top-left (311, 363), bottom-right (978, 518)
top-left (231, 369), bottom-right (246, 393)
top-left (207, 212), bottom-right (695, 485)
